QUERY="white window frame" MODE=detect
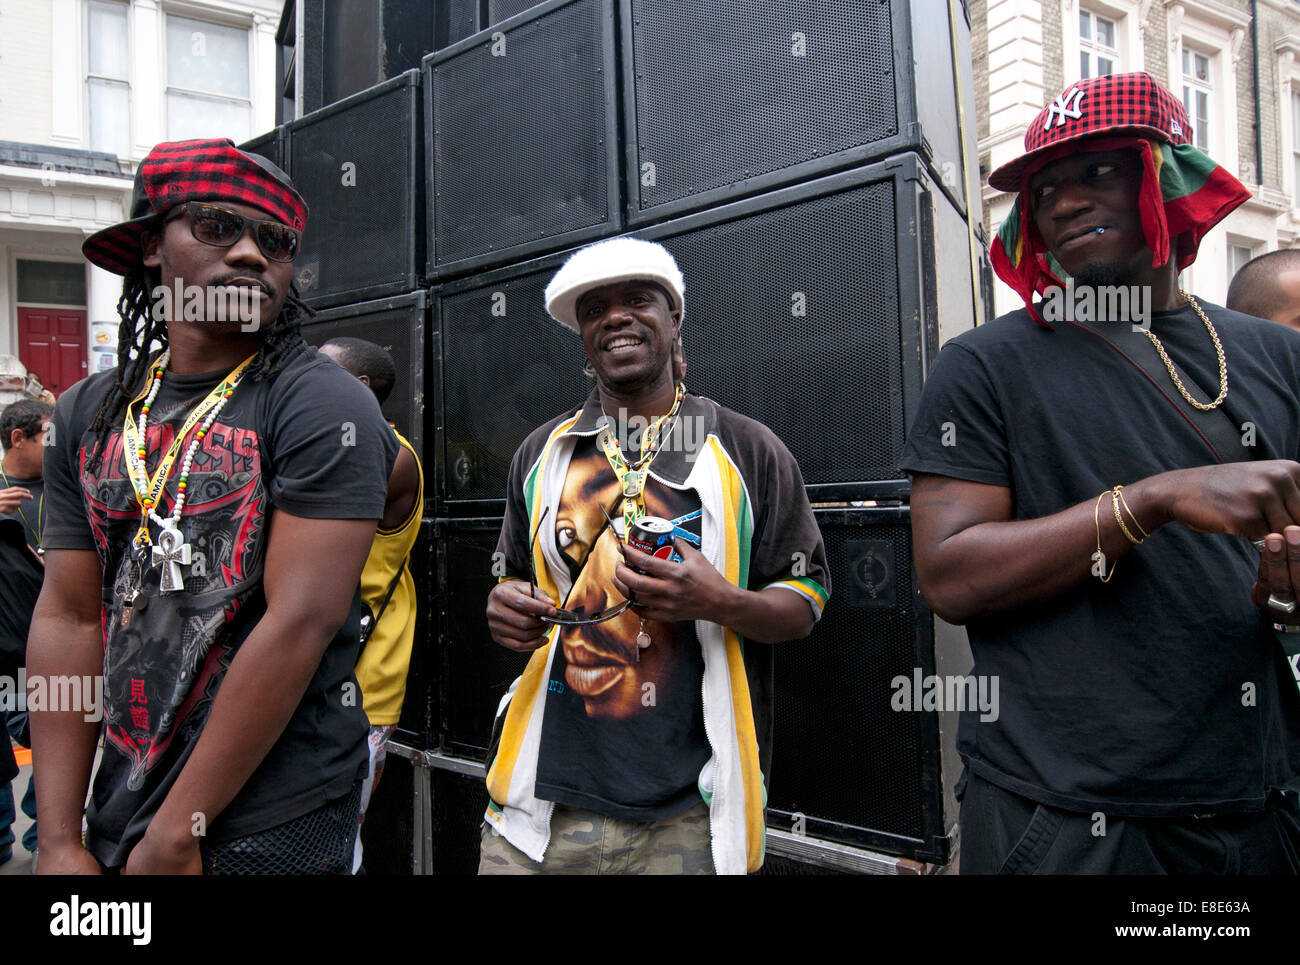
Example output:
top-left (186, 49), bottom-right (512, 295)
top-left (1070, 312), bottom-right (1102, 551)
top-left (161, 4), bottom-right (255, 143)
top-left (1167, 1), bottom-right (1248, 179)
top-left (1061, 0), bottom-right (1145, 90)
top-left (1276, 36), bottom-right (1300, 210)
top-left (1180, 45), bottom-right (1213, 151)
top-left (1080, 9), bottom-right (1120, 79)
top-left (85, 0), bottom-right (131, 157)
top-left (1226, 236), bottom-right (1258, 282)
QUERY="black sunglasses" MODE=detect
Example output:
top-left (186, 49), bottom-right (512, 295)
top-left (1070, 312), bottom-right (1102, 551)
top-left (165, 202), bottom-right (301, 263)
top-left (527, 502), bottom-right (632, 626)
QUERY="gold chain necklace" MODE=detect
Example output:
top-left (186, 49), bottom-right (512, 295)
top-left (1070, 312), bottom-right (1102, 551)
top-left (1139, 290), bottom-right (1227, 411)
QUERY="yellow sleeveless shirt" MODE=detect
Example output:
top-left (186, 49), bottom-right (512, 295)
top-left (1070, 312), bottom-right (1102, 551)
top-left (355, 430), bottom-right (424, 725)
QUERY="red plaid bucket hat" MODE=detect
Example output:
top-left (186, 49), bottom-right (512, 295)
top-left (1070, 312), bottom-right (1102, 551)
top-left (83, 138), bottom-right (308, 276)
top-left (988, 73), bottom-right (1250, 325)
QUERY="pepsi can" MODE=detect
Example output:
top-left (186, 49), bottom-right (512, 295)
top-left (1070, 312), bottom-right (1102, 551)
top-left (628, 516), bottom-right (679, 563)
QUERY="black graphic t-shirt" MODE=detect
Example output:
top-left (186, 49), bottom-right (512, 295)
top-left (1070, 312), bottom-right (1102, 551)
top-left (42, 343), bottom-right (398, 866)
top-left (0, 472), bottom-right (44, 553)
top-left (535, 435), bottom-right (711, 821)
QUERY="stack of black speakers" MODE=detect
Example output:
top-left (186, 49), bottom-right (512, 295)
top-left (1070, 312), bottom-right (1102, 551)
top-left (244, 0), bottom-right (985, 875)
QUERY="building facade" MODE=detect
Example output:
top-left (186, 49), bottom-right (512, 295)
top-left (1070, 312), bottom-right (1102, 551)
top-left (973, 0), bottom-right (1300, 316)
top-left (0, 0), bottom-right (280, 393)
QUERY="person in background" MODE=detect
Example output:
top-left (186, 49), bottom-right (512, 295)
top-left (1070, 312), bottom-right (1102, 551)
top-left (318, 337), bottom-right (423, 874)
top-left (1226, 248), bottom-right (1300, 335)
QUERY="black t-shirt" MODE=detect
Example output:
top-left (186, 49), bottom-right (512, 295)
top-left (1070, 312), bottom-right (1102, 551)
top-left (0, 471), bottom-right (44, 554)
top-left (535, 435), bottom-right (711, 821)
top-left (899, 302), bottom-right (1300, 816)
top-left (42, 343), bottom-right (398, 866)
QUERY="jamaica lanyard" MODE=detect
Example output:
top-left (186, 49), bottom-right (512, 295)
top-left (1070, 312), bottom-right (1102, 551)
top-left (120, 353), bottom-right (256, 552)
top-left (595, 381), bottom-right (686, 536)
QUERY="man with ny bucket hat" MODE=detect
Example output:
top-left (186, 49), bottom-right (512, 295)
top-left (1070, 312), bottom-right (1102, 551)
top-left (27, 139), bottom-right (398, 874)
top-left (901, 73), bottom-right (1300, 873)
top-left (479, 237), bottom-right (830, 874)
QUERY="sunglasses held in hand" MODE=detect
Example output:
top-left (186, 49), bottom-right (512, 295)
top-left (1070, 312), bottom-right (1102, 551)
top-left (165, 202), bottom-right (301, 263)
top-left (527, 503), bottom-right (632, 626)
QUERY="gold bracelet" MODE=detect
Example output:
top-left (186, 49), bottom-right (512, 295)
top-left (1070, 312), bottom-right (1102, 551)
top-left (1094, 490), bottom-right (1116, 582)
top-left (1111, 488), bottom-right (1143, 545)
top-left (1113, 484), bottom-right (1150, 541)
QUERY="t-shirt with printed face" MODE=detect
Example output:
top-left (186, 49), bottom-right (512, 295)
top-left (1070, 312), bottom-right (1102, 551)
top-left (41, 343), bottom-right (398, 867)
top-left (535, 438), bottom-right (710, 821)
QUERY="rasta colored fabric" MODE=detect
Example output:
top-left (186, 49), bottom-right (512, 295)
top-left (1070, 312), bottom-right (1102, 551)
top-left (987, 73), bottom-right (1250, 326)
top-left (83, 138), bottom-right (308, 277)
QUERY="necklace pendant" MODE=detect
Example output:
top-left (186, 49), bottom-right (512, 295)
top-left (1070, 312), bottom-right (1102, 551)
top-left (622, 470), bottom-right (644, 498)
top-left (636, 629), bottom-right (652, 650)
top-left (152, 522), bottom-right (192, 594)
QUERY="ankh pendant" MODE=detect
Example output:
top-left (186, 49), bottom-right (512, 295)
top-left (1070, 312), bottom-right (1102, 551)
top-left (153, 523), bottom-right (193, 594)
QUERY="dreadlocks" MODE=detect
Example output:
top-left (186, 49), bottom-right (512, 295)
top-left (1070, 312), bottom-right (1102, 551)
top-left (85, 266), bottom-right (314, 473)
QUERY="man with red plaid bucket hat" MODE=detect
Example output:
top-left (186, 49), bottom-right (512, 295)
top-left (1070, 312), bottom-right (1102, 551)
top-left (901, 73), bottom-right (1300, 873)
top-left (27, 139), bottom-right (397, 874)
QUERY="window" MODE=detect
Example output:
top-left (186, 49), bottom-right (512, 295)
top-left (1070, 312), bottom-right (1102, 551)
top-left (87, 0), bottom-right (130, 158)
top-left (1292, 92), bottom-right (1300, 205)
top-left (1227, 242), bottom-right (1255, 282)
top-left (165, 15), bottom-right (251, 142)
top-left (1080, 10), bottom-right (1118, 79)
top-left (1182, 48), bottom-right (1212, 151)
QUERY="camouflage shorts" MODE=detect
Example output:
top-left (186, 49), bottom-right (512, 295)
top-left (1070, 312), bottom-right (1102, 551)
top-left (478, 801), bottom-right (714, 875)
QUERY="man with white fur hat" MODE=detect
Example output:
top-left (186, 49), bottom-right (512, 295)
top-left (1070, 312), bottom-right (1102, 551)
top-left (479, 237), bottom-right (830, 874)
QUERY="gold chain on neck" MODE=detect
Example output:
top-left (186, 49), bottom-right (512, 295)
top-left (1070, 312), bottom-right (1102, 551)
top-left (1138, 289), bottom-right (1227, 411)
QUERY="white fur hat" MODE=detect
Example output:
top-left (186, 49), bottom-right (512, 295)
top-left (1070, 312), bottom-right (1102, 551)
top-left (544, 237), bottom-right (685, 331)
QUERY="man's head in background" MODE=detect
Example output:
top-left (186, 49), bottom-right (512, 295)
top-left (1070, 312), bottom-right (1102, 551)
top-left (319, 337), bottom-right (397, 404)
top-left (1226, 249), bottom-right (1300, 333)
top-left (1, 399), bottom-right (54, 477)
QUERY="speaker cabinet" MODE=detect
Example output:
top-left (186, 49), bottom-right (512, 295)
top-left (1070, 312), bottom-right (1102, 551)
top-left (430, 764), bottom-right (491, 874)
top-left (298, 290), bottom-right (427, 458)
top-left (621, 0), bottom-right (972, 225)
top-left (435, 518), bottom-right (530, 757)
top-left (358, 745), bottom-right (419, 874)
top-left (423, 0), bottom-right (619, 280)
top-left (289, 70), bottom-right (425, 307)
top-left (432, 152), bottom-right (976, 513)
top-left (239, 127), bottom-right (287, 172)
top-left (766, 506), bottom-right (968, 864)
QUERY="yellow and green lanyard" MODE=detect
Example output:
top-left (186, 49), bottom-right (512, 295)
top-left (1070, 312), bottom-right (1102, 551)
top-left (595, 381), bottom-right (686, 535)
top-left (121, 353), bottom-right (256, 553)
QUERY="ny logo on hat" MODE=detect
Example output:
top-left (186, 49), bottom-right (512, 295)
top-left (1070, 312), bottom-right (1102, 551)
top-left (1044, 87), bottom-right (1086, 129)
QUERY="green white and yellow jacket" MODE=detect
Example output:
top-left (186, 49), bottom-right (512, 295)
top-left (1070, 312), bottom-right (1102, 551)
top-left (484, 391), bottom-right (829, 875)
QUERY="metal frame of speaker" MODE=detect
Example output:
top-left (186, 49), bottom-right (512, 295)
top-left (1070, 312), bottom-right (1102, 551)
top-left (298, 289), bottom-right (428, 458)
top-left (288, 69), bottom-right (425, 308)
top-left (238, 127), bottom-right (288, 172)
top-left (619, 0), bottom-right (972, 227)
top-left (430, 151), bottom-right (973, 516)
top-left (764, 505), bottom-right (966, 865)
top-left (422, 0), bottom-right (621, 281)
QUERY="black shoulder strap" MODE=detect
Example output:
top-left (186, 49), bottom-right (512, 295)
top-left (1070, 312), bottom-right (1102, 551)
top-left (1068, 317), bottom-right (1253, 464)
top-left (359, 560), bottom-right (407, 647)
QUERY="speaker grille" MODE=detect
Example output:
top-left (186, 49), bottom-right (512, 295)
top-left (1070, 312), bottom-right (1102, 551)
top-left (488, 0), bottom-right (544, 23)
top-left (769, 509), bottom-right (935, 850)
top-left (663, 179), bottom-right (904, 490)
top-left (628, 0), bottom-right (897, 212)
top-left (239, 129), bottom-right (284, 172)
top-left (290, 73), bottom-right (421, 306)
top-left (431, 766), bottom-right (491, 874)
top-left (437, 271), bottom-right (592, 505)
top-left (429, 0), bottom-right (614, 273)
top-left (299, 292), bottom-right (426, 455)
top-left (438, 520), bottom-right (531, 754)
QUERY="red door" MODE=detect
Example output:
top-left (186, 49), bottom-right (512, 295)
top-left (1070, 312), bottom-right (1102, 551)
top-left (17, 307), bottom-right (87, 396)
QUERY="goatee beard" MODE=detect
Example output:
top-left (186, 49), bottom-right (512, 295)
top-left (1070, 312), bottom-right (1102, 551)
top-left (1072, 262), bottom-right (1127, 288)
